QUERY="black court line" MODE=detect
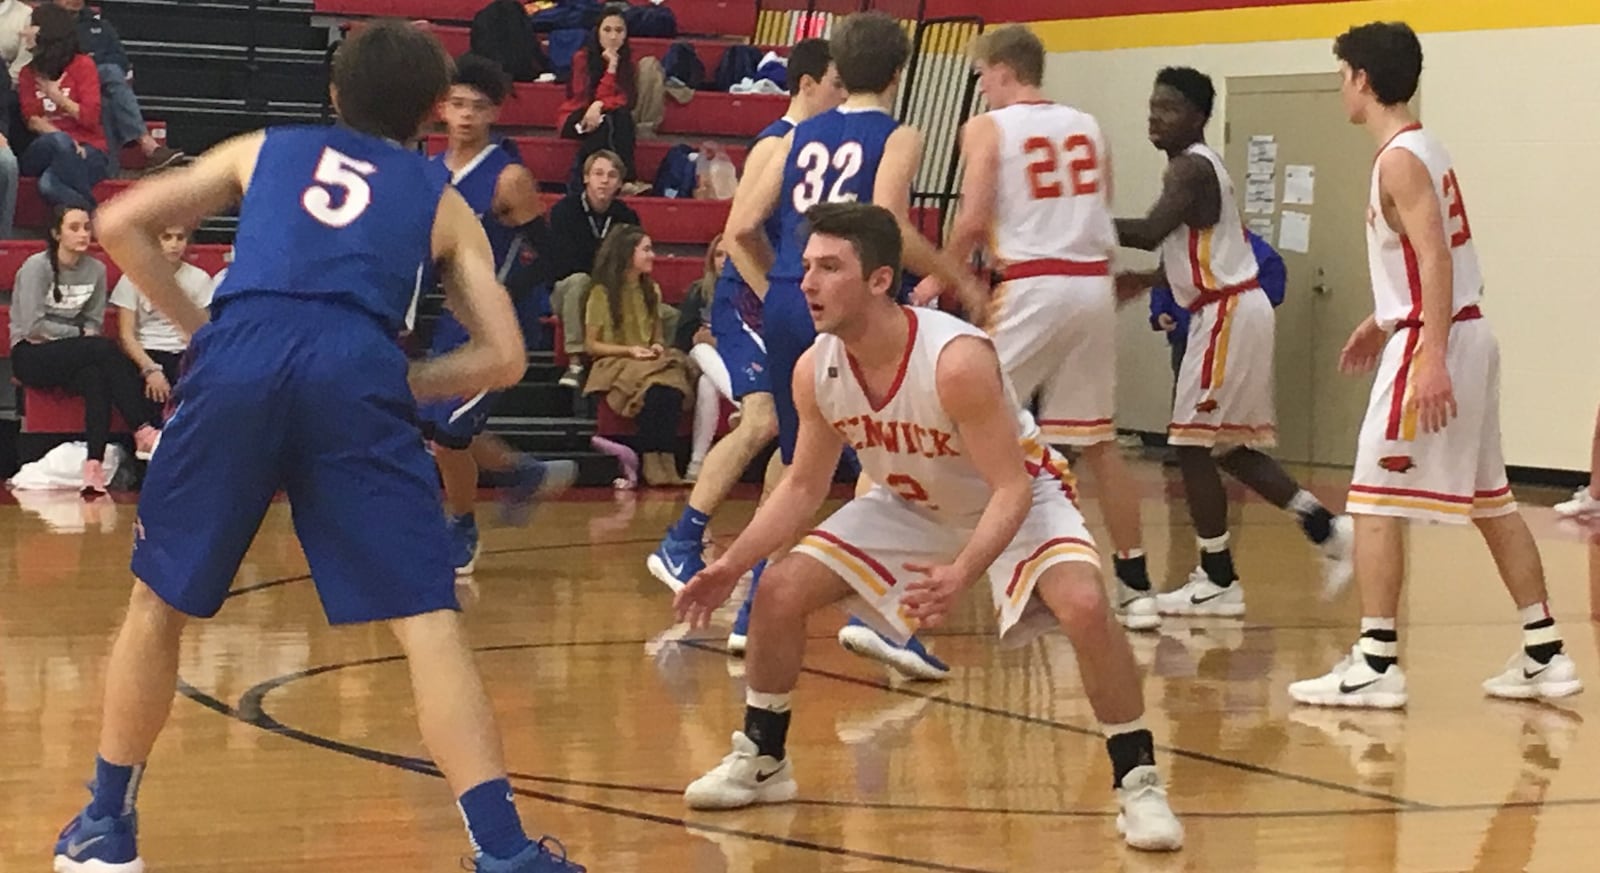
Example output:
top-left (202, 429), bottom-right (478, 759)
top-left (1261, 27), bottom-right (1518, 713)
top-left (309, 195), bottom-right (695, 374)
top-left (678, 640), bottom-right (1433, 810)
top-left (177, 660), bottom-right (999, 873)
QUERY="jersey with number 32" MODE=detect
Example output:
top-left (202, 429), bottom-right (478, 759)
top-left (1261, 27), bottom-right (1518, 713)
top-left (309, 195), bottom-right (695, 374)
top-left (770, 106), bottom-right (900, 283)
top-left (1367, 125), bottom-right (1483, 330)
top-left (988, 101), bottom-right (1115, 265)
top-left (215, 126), bottom-right (448, 332)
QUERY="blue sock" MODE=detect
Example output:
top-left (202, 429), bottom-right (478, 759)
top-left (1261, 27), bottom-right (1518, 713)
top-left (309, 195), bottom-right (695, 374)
top-left (88, 757), bottom-right (143, 819)
top-left (751, 558), bottom-right (766, 587)
top-left (458, 778), bottom-right (531, 861)
top-left (453, 512), bottom-right (476, 527)
top-left (669, 507), bottom-right (710, 543)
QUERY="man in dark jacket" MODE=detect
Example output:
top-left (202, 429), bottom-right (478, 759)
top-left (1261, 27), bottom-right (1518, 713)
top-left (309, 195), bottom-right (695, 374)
top-left (53, 0), bottom-right (184, 170)
top-left (547, 149), bottom-right (641, 386)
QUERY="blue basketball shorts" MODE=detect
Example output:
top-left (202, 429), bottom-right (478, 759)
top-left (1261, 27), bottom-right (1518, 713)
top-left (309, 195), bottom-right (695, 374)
top-left (416, 310), bottom-right (501, 450)
top-left (709, 275), bottom-right (770, 402)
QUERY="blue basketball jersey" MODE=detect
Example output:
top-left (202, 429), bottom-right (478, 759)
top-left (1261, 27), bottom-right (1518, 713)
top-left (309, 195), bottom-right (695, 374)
top-left (428, 140), bottom-right (521, 280)
top-left (214, 126), bottom-right (446, 332)
top-left (770, 107), bottom-right (900, 283)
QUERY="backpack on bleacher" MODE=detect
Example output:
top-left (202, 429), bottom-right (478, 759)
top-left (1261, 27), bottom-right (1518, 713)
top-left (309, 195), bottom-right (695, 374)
top-left (661, 40), bottom-right (704, 89)
top-left (529, 0), bottom-right (601, 33)
top-left (624, 2), bottom-right (677, 38)
top-left (711, 45), bottom-right (763, 92)
top-left (653, 144), bottom-right (698, 199)
top-left (470, 0), bottom-right (549, 82)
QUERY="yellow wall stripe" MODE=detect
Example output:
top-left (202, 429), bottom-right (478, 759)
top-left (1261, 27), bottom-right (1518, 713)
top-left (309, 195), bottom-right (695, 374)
top-left (1034, 1), bottom-right (1600, 53)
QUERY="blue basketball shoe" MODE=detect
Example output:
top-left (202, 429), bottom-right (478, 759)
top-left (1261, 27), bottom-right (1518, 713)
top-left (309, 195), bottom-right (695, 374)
top-left (54, 805), bottom-right (143, 872)
top-left (475, 836), bottom-right (586, 872)
top-left (837, 618), bottom-right (950, 681)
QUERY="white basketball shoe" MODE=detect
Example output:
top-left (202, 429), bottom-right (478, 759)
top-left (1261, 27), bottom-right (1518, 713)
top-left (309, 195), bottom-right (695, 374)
top-left (684, 731), bottom-right (798, 810)
top-left (1288, 645), bottom-right (1408, 709)
top-left (1482, 651), bottom-right (1583, 701)
top-left (1114, 581), bottom-right (1162, 631)
top-left (1154, 569), bottom-right (1245, 617)
top-left (1115, 765), bottom-right (1184, 851)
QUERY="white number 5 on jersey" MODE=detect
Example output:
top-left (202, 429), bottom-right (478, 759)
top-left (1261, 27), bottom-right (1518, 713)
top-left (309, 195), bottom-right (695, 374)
top-left (792, 141), bottom-right (865, 213)
top-left (302, 147), bottom-right (378, 228)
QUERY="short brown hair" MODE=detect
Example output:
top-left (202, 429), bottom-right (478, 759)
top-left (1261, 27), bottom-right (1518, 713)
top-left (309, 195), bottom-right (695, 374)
top-left (973, 24), bottom-right (1044, 87)
top-left (803, 202), bottom-right (903, 293)
top-left (332, 20), bottom-right (452, 143)
top-left (584, 149), bottom-right (627, 178)
top-left (831, 12), bottom-right (910, 95)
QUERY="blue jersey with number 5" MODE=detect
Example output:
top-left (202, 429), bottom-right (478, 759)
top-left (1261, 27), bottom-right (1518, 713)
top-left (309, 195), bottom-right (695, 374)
top-left (770, 107), bottom-right (899, 283)
top-left (214, 126), bottom-right (448, 332)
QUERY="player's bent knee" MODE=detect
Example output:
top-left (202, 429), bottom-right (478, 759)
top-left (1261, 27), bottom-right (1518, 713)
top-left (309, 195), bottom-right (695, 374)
top-left (129, 579), bottom-right (191, 636)
top-left (737, 395), bottom-right (780, 442)
top-left (1034, 564), bottom-right (1112, 636)
top-left (753, 553), bottom-right (850, 623)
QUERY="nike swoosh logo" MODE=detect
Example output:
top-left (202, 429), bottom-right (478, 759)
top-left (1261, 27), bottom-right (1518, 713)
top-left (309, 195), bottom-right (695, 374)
top-left (1191, 590), bottom-right (1227, 604)
top-left (66, 835), bottom-right (106, 856)
top-left (754, 768), bottom-right (783, 783)
top-left (1338, 677), bottom-right (1382, 694)
top-left (664, 556), bottom-right (686, 577)
top-left (1523, 666), bottom-right (1549, 680)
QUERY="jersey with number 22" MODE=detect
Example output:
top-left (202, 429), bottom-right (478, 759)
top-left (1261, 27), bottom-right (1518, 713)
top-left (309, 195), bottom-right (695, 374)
top-left (769, 106), bottom-right (900, 284)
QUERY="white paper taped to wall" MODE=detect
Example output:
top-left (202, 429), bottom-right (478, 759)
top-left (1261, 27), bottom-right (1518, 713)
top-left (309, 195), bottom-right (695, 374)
top-left (1284, 164), bottom-right (1315, 205)
top-left (1278, 210), bottom-right (1311, 253)
top-left (1245, 175), bottom-right (1276, 214)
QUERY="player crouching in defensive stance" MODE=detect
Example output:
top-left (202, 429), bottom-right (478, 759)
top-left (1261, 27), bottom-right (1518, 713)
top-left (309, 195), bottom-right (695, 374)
top-left (672, 202), bottom-right (1183, 851)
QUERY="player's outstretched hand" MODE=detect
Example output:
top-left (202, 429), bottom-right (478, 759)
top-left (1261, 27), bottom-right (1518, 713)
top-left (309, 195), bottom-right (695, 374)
top-left (1409, 359), bottom-right (1458, 434)
top-left (1114, 271), bottom-right (1153, 307)
top-left (674, 559), bottom-right (743, 630)
top-left (1339, 318), bottom-right (1386, 375)
top-left (901, 563), bottom-right (971, 629)
top-left (909, 274), bottom-right (946, 307)
top-left (1156, 313), bottom-right (1177, 333)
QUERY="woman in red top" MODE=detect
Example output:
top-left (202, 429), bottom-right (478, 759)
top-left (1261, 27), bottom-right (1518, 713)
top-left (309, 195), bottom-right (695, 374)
top-left (557, 3), bottom-right (637, 193)
top-left (16, 4), bottom-right (111, 212)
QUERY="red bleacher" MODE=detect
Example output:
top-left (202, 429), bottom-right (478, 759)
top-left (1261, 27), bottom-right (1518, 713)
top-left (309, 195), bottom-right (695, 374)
top-left (423, 134), bottom-right (747, 185)
top-left (315, 0), bottom-right (758, 39)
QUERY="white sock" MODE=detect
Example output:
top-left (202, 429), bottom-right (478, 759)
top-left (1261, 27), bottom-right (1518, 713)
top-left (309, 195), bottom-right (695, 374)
top-left (1197, 532), bottom-right (1230, 553)
top-left (1100, 717), bottom-right (1147, 738)
top-left (746, 689), bottom-right (791, 713)
top-left (1288, 488), bottom-right (1323, 517)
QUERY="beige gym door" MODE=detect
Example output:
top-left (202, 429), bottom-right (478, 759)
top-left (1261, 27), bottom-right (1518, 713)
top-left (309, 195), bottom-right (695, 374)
top-left (1223, 73), bottom-right (1384, 466)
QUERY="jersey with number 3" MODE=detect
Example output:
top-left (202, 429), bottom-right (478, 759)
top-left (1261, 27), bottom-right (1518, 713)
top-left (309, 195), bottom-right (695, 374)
top-left (813, 307), bottom-right (1075, 527)
top-left (1367, 124), bottom-right (1483, 330)
top-left (989, 101), bottom-right (1115, 264)
top-left (215, 126), bottom-right (447, 332)
top-left (770, 106), bottom-right (900, 283)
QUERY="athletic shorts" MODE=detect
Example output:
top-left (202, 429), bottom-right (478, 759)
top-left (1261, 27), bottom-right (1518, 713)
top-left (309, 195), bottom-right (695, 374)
top-left (1168, 288), bottom-right (1277, 449)
top-left (1346, 312), bottom-right (1516, 524)
top-left (988, 269), bottom-right (1117, 446)
top-left (131, 295), bottom-right (456, 625)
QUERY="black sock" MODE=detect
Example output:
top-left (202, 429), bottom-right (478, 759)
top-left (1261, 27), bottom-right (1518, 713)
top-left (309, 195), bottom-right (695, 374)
top-left (1298, 506), bottom-right (1334, 545)
top-left (1360, 626), bottom-right (1398, 673)
top-left (744, 705), bottom-right (791, 760)
top-left (1199, 548), bottom-right (1237, 588)
top-left (1106, 729), bottom-right (1156, 788)
top-left (1523, 617), bottom-right (1564, 664)
top-left (1113, 553), bottom-right (1151, 592)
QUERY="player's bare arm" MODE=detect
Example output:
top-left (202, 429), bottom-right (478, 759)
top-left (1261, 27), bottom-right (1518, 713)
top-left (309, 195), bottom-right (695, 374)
top-left (492, 163), bottom-right (545, 226)
top-left (97, 131), bottom-right (264, 337)
top-left (933, 116), bottom-right (1001, 313)
top-left (902, 336), bottom-right (1033, 628)
top-left (412, 187), bottom-right (527, 401)
top-left (675, 348), bottom-right (843, 628)
top-left (1380, 146), bottom-right (1457, 432)
top-left (723, 132), bottom-right (792, 299)
top-left (878, 127), bottom-right (981, 299)
top-left (1114, 153), bottom-right (1219, 251)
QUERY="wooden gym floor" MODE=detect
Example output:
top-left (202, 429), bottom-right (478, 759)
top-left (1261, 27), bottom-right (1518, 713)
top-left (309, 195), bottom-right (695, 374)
top-left (3, 458), bottom-right (1599, 872)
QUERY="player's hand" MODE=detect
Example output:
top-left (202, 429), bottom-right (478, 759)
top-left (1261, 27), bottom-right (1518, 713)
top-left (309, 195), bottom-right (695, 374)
top-left (674, 558), bottom-right (744, 629)
top-left (909, 275), bottom-right (946, 307)
top-left (1409, 358), bottom-right (1457, 434)
top-left (1156, 313), bottom-right (1177, 333)
top-left (1338, 319), bottom-right (1386, 375)
top-left (1114, 271), bottom-right (1153, 306)
top-left (144, 370), bottom-right (171, 403)
top-left (956, 277), bottom-right (991, 321)
top-left (901, 562), bottom-right (972, 629)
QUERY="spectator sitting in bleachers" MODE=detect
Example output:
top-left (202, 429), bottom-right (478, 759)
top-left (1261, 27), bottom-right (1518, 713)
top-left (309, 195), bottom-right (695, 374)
top-left (18, 4), bottom-right (110, 211)
top-left (111, 223), bottom-right (212, 426)
top-left (672, 234), bottom-right (733, 483)
top-left (582, 223), bottom-right (692, 487)
top-left (10, 206), bottom-right (159, 493)
top-left (52, 0), bottom-right (184, 171)
top-left (557, 3), bottom-right (641, 194)
top-left (549, 148), bottom-right (640, 387)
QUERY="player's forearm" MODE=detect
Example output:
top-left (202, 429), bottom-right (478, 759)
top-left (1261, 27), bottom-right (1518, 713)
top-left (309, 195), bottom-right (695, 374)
top-left (719, 476), bottom-right (828, 575)
top-left (950, 479), bottom-right (1032, 584)
top-left (1114, 218), bottom-right (1162, 252)
top-left (727, 234), bottom-right (773, 299)
top-left (900, 223), bottom-right (969, 290)
top-left (408, 340), bottom-right (524, 401)
top-left (99, 236), bottom-right (208, 336)
top-left (1419, 253), bottom-right (1453, 359)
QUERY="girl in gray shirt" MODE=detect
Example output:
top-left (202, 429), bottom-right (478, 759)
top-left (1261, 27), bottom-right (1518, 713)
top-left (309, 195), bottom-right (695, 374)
top-left (10, 206), bottom-right (159, 493)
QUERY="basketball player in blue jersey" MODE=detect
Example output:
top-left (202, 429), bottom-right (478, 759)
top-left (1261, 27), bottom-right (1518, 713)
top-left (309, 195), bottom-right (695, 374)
top-left (647, 38), bottom-right (842, 642)
top-left (52, 23), bottom-right (583, 873)
top-left (721, 11), bottom-right (986, 681)
top-left (419, 54), bottom-right (577, 575)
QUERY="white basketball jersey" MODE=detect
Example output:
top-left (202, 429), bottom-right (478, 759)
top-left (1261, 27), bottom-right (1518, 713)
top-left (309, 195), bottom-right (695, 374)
top-left (812, 308), bottom-right (1073, 526)
top-left (1157, 143), bottom-right (1260, 309)
top-left (987, 101), bottom-right (1116, 264)
top-left (1366, 125), bottom-right (1484, 330)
